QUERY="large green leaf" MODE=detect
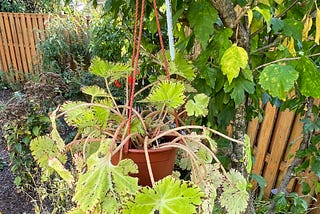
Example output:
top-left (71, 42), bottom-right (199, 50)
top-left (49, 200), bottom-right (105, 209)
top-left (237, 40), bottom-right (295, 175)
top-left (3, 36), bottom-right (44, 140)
top-left (186, 0), bottom-right (218, 49)
top-left (220, 45), bottom-right (248, 83)
top-left (185, 93), bottom-right (210, 117)
top-left (224, 76), bottom-right (255, 106)
top-left (297, 57), bottom-right (320, 98)
top-left (123, 176), bottom-right (204, 214)
top-left (147, 81), bottom-right (185, 109)
top-left (220, 169), bottom-right (249, 214)
top-left (73, 141), bottom-right (138, 212)
top-left (283, 18), bottom-right (303, 42)
top-left (169, 52), bottom-right (196, 81)
top-left (259, 64), bottom-right (299, 100)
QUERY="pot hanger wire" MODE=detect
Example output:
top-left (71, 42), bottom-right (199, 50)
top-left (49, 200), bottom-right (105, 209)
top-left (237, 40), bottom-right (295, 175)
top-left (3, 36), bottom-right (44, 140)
top-left (125, 0), bottom-right (174, 153)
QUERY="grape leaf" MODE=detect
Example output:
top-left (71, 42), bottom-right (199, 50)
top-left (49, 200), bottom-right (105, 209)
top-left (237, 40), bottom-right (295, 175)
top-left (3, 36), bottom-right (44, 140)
top-left (271, 18), bottom-right (284, 33)
top-left (220, 45), bottom-right (248, 83)
top-left (283, 18), bottom-right (303, 42)
top-left (73, 141), bottom-right (138, 212)
top-left (169, 52), bottom-right (196, 81)
top-left (224, 76), bottom-right (255, 106)
top-left (259, 64), bottom-right (299, 100)
top-left (297, 57), bottom-right (320, 98)
top-left (123, 176), bottom-right (204, 214)
top-left (185, 93), bottom-right (210, 117)
top-left (147, 81), bottom-right (185, 109)
top-left (186, 0), bottom-right (218, 49)
top-left (220, 169), bottom-right (249, 214)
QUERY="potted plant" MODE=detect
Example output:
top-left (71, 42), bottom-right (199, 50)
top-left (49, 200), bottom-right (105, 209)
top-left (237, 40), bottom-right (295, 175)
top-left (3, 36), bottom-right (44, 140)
top-left (30, 55), bottom-right (251, 213)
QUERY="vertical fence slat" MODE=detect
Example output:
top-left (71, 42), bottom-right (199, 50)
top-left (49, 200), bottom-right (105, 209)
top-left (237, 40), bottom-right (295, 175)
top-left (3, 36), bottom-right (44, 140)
top-left (9, 13), bottom-right (24, 80)
top-left (252, 103), bottom-right (278, 176)
top-left (20, 14), bottom-right (33, 75)
top-left (14, 13), bottom-right (29, 80)
top-left (26, 14), bottom-right (37, 72)
top-left (0, 14), bottom-right (9, 75)
top-left (263, 109), bottom-right (296, 197)
top-left (247, 117), bottom-right (259, 147)
top-left (3, 13), bottom-right (19, 81)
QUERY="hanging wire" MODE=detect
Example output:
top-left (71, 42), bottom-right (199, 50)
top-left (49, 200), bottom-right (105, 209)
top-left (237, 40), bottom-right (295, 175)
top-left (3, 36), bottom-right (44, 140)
top-left (165, 0), bottom-right (175, 61)
top-left (126, 0), bottom-right (175, 152)
top-left (125, 0), bottom-right (146, 153)
top-left (152, 0), bottom-right (170, 81)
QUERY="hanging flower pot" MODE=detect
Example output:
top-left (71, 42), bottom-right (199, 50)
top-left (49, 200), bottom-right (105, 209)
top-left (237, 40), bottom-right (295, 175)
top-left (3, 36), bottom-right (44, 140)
top-left (112, 146), bottom-right (177, 186)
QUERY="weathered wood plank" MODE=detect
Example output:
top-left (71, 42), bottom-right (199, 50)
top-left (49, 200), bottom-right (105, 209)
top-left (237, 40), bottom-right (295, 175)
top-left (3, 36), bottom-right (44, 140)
top-left (263, 109), bottom-right (296, 198)
top-left (252, 103), bottom-right (278, 176)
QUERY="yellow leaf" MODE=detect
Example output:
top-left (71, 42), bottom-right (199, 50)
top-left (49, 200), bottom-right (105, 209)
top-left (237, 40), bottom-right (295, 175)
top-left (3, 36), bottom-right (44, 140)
top-left (282, 37), bottom-right (296, 56)
top-left (247, 9), bottom-right (253, 28)
top-left (316, 8), bottom-right (320, 45)
top-left (302, 16), bottom-right (313, 41)
top-left (288, 37), bottom-right (296, 56)
top-left (282, 37), bottom-right (288, 46)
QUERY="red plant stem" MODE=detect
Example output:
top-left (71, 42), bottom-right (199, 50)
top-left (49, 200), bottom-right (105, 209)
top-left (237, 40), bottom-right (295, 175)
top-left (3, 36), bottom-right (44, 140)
top-left (126, 0), bottom-right (146, 153)
top-left (152, 0), bottom-right (170, 81)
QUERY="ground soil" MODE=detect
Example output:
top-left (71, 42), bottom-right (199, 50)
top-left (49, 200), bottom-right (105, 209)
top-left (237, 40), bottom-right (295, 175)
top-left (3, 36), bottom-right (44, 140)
top-left (0, 89), bottom-right (35, 214)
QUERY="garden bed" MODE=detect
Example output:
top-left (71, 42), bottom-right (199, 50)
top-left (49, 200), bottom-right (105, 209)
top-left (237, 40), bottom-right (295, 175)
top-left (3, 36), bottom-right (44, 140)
top-left (0, 89), bottom-right (34, 214)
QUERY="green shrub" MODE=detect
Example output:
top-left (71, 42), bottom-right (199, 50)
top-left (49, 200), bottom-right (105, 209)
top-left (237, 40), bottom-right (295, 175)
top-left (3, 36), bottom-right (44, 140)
top-left (89, 14), bottom-right (130, 63)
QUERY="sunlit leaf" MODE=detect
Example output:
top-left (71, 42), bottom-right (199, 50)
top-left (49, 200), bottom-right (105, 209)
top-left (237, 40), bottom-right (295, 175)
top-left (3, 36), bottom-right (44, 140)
top-left (244, 134), bottom-right (252, 173)
top-left (73, 141), bottom-right (138, 212)
top-left (147, 81), bottom-right (185, 109)
top-left (259, 64), bottom-right (299, 100)
top-left (220, 169), bottom-right (249, 214)
top-left (297, 57), bottom-right (320, 98)
top-left (185, 93), bottom-right (210, 117)
top-left (123, 176), bottom-right (204, 214)
top-left (316, 8), bottom-right (320, 44)
top-left (247, 9), bottom-right (253, 28)
top-left (254, 6), bottom-right (271, 32)
top-left (220, 45), bottom-right (248, 83)
top-left (48, 157), bottom-right (74, 186)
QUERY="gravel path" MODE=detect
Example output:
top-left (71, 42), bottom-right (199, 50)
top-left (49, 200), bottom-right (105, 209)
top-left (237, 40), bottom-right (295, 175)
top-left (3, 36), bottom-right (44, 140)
top-left (0, 89), bottom-right (35, 214)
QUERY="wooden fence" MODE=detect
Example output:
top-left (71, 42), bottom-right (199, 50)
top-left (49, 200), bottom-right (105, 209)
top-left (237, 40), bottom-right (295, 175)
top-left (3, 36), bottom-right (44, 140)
top-left (0, 12), bottom-right (48, 82)
top-left (0, 12), bottom-right (319, 211)
top-left (248, 100), bottom-right (320, 212)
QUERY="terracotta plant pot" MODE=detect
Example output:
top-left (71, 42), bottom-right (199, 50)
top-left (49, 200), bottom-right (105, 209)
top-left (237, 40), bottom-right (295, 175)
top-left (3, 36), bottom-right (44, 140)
top-left (112, 147), bottom-right (177, 186)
